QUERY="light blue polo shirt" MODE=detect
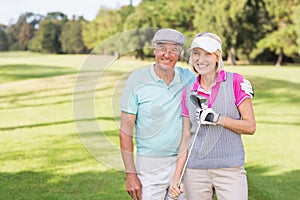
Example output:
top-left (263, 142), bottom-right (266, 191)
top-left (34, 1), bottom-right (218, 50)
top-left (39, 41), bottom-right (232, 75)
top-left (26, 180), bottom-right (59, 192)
top-left (120, 65), bottom-right (195, 157)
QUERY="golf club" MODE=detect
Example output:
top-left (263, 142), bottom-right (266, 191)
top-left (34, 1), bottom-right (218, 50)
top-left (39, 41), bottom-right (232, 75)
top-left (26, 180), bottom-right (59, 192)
top-left (177, 93), bottom-right (207, 188)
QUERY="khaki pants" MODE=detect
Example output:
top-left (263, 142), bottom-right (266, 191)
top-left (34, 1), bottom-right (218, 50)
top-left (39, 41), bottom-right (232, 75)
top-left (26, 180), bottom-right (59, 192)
top-left (183, 167), bottom-right (248, 200)
top-left (136, 155), bottom-right (186, 200)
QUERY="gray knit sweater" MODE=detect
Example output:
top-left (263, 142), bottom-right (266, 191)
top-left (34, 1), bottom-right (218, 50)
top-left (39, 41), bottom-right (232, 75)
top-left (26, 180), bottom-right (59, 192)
top-left (186, 72), bottom-right (245, 169)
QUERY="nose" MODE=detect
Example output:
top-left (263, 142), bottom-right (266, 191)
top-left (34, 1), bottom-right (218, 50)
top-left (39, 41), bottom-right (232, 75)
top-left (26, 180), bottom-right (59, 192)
top-left (163, 50), bottom-right (172, 57)
top-left (196, 55), bottom-right (205, 62)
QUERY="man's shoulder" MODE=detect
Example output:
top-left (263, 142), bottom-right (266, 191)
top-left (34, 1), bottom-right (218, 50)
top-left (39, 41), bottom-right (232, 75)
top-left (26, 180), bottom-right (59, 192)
top-left (127, 67), bottom-right (151, 83)
top-left (175, 66), bottom-right (195, 83)
top-left (130, 67), bottom-right (149, 76)
top-left (175, 66), bottom-right (194, 76)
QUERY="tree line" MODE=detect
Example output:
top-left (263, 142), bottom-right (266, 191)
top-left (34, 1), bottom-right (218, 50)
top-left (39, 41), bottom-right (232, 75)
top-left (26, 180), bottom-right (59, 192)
top-left (0, 0), bottom-right (299, 66)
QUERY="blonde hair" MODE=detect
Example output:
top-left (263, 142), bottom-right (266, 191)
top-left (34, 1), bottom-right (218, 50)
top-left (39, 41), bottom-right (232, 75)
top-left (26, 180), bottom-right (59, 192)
top-left (190, 32), bottom-right (224, 73)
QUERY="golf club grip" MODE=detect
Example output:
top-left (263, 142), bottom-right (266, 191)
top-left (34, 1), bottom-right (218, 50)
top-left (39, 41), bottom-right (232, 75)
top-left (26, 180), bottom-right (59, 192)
top-left (177, 122), bottom-right (201, 188)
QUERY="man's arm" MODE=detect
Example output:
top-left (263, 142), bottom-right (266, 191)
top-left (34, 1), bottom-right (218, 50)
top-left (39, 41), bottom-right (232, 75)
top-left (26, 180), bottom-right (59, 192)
top-left (120, 112), bottom-right (142, 200)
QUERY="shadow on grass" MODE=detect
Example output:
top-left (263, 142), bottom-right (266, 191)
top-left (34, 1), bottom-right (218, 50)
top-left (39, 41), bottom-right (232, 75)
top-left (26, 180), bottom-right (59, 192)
top-left (246, 165), bottom-right (300, 200)
top-left (250, 76), bottom-right (300, 104)
top-left (0, 70), bottom-right (122, 110)
top-left (256, 120), bottom-right (300, 126)
top-left (1, 73), bottom-right (299, 111)
top-left (0, 86), bottom-right (115, 110)
top-left (0, 117), bottom-right (120, 131)
top-left (0, 166), bottom-right (299, 200)
top-left (0, 64), bottom-right (78, 83)
top-left (0, 170), bottom-right (131, 200)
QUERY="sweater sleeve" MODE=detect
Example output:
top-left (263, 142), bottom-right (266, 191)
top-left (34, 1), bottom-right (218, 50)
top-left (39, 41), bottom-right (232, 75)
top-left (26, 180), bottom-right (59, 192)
top-left (233, 73), bottom-right (254, 107)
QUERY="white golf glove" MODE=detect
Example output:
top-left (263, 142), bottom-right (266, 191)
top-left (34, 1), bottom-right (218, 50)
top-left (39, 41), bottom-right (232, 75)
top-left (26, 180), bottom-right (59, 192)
top-left (195, 102), bottom-right (208, 124)
top-left (195, 108), bottom-right (202, 124)
top-left (199, 108), bottom-right (220, 125)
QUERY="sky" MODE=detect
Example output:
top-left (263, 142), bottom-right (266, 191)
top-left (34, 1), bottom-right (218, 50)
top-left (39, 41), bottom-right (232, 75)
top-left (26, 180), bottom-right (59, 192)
top-left (0, 0), bottom-right (141, 25)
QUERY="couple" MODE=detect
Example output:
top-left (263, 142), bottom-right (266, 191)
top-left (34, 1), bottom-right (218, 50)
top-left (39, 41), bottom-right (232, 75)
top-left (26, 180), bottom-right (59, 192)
top-left (120, 28), bottom-right (256, 200)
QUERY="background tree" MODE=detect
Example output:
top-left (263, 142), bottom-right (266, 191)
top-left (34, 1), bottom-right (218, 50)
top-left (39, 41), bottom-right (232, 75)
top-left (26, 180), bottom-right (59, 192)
top-left (5, 12), bottom-right (42, 50)
top-left (82, 8), bottom-right (123, 50)
top-left (294, 4), bottom-right (300, 57)
top-left (0, 29), bottom-right (8, 51)
top-left (2, 0), bottom-right (300, 65)
top-left (18, 22), bottom-right (35, 50)
top-left (28, 12), bottom-right (67, 53)
top-left (122, 1), bottom-right (161, 59)
top-left (194, 0), bottom-right (245, 65)
top-left (0, 24), bottom-right (8, 51)
top-left (250, 0), bottom-right (300, 66)
top-left (60, 16), bottom-right (87, 54)
top-left (123, 0), bottom-right (195, 59)
top-left (193, 0), bottom-right (271, 65)
top-left (6, 13), bottom-right (28, 50)
top-left (236, 0), bottom-right (271, 64)
top-left (45, 12), bottom-right (68, 22)
top-left (41, 21), bottom-right (61, 53)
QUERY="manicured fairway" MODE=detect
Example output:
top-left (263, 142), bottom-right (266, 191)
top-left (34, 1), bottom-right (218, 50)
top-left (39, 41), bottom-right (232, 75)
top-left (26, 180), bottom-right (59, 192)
top-left (0, 52), bottom-right (299, 199)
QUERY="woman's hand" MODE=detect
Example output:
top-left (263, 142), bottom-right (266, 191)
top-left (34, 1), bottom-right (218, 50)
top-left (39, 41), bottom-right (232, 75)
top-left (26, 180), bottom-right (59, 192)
top-left (169, 182), bottom-right (184, 199)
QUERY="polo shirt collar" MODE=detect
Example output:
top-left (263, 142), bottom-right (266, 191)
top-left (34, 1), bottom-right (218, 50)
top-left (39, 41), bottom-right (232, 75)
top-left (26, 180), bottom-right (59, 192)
top-left (191, 70), bottom-right (226, 91)
top-left (150, 64), bottom-right (181, 84)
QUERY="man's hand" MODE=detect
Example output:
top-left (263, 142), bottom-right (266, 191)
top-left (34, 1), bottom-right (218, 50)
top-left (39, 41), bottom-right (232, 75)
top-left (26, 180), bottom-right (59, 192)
top-left (126, 173), bottom-right (142, 200)
top-left (200, 108), bottom-right (220, 125)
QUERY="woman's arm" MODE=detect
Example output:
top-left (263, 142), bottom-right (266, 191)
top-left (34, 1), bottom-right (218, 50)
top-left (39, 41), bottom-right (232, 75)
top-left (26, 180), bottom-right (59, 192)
top-left (170, 117), bottom-right (192, 198)
top-left (217, 98), bottom-right (256, 135)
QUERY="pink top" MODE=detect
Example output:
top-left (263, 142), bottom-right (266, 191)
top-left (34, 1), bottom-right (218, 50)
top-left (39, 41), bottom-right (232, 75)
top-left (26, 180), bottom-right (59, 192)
top-left (182, 70), bottom-right (253, 117)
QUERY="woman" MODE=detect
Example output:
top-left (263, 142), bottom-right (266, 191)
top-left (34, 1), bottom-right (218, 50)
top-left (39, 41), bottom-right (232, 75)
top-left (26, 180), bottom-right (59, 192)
top-left (170, 32), bottom-right (256, 200)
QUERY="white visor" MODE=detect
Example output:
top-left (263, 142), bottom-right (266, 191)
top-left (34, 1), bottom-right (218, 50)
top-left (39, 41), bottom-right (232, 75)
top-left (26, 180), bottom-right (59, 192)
top-left (189, 36), bottom-right (222, 53)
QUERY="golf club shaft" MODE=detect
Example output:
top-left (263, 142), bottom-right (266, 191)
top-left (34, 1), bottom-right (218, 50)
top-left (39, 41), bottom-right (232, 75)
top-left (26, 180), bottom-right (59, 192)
top-left (177, 122), bottom-right (201, 188)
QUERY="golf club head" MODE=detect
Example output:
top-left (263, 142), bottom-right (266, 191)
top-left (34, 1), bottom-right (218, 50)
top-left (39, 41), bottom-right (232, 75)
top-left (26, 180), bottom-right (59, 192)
top-left (190, 93), bottom-right (207, 109)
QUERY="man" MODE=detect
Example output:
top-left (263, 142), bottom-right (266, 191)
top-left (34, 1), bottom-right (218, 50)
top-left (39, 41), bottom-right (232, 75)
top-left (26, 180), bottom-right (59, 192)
top-left (120, 28), bottom-right (195, 200)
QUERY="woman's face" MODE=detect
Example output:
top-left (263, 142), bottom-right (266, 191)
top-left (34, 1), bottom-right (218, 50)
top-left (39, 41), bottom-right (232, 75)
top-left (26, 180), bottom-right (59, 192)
top-left (191, 48), bottom-right (218, 75)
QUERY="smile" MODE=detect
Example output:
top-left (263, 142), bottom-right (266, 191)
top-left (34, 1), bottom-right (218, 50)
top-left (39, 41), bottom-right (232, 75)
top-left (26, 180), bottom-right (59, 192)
top-left (196, 63), bottom-right (208, 68)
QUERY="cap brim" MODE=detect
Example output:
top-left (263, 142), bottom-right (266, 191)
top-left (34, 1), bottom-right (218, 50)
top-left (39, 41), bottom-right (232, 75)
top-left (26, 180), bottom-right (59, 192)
top-left (189, 37), bottom-right (222, 53)
top-left (153, 40), bottom-right (179, 45)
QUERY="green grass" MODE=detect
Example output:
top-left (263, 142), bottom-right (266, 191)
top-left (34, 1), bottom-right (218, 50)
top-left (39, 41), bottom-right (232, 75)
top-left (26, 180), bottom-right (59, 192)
top-left (0, 64), bottom-right (78, 83)
top-left (0, 51), bottom-right (299, 199)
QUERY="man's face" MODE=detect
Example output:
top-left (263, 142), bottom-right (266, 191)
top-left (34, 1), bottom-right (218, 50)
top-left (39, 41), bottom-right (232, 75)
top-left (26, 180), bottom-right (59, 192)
top-left (154, 43), bottom-right (181, 69)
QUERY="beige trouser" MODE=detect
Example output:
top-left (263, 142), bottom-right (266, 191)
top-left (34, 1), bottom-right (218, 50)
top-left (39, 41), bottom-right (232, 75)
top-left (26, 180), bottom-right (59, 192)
top-left (136, 155), bottom-right (186, 200)
top-left (183, 166), bottom-right (248, 200)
